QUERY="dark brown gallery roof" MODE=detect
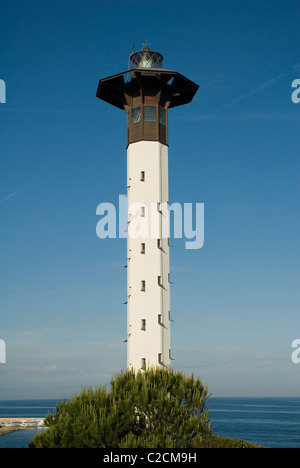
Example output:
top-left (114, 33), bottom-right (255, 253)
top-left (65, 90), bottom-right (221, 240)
top-left (96, 68), bottom-right (199, 110)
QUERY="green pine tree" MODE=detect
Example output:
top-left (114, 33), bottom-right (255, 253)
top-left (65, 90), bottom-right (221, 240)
top-left (29, 367), bottom-right (211, 448)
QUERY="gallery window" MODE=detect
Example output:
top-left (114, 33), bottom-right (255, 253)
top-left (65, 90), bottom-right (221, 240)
top-left (131, 107), bottom-right (141, 123)
top-left (144, 106), bottom-right (156, 122)
top-left (159, 107), bottom-right (166, 125)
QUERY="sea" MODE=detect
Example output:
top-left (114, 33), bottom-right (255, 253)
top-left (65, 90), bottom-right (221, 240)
top-left (0, 397), bottom-right (299, 448)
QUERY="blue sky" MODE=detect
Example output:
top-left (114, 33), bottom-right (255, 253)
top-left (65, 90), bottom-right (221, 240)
top-left (0, 0), bottom-right (299, 398)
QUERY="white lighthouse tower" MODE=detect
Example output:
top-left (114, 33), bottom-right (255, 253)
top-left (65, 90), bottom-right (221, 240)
top-left (97, 45), bottom-right (198, 371)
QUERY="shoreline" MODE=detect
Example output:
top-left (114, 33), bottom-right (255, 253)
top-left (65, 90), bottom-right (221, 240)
top-left (0, 418), bottom-right (44, 436)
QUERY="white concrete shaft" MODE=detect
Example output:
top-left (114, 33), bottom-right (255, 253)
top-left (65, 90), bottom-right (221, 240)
top-left (127, 141), bottom-right (171, 371)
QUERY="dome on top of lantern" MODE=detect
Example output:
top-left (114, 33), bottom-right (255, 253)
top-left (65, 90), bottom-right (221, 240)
top-left (129, 44), bottom-right (163, 70)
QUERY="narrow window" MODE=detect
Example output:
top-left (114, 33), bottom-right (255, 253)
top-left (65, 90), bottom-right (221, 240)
top-left (144, 106), bottom-right (156, 122)
top-left (140, 171), bottom-right (145, 182)
top-left (158, 314), bottom-right (162, 324)
top-left (158, 276), bottom-right (162, 286)
top-left (168, 273), bottom-right (170, 283)
top-left (141, 206), bottom-right (145, 217)
top-left (141, 358), bottom-right (146, 370)
top-left (159, 107), bottom-right (166, 125)
top-left (141, 319), bottom-right (146, 331)
top-left (157, 239), bottom-right (161, 249)
top-left (141, 280), bottom-right (146, 292)
top-left (141, 243), bottom-right (145, 254)
top-left (131, 107), bottom-right (141, 123)
top-left (158, 353), bottom-right (162, 364)
top-left (157, 202), bottom-right (161, 213)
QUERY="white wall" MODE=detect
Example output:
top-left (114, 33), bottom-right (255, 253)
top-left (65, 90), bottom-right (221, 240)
top-left (127, 141), bottom-right (171, 371)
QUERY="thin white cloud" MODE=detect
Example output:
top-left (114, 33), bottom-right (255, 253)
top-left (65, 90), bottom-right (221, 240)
top-left (173, 110), bottom-right (297, 123)
top-left (5, 107), bottom-right (92, 114)
top-left (170, 265), bottom-right (189, 272)
top-left (0, 191), bottom-right (18, 205)
top-left (8, 365), bottom-right (58, 376)
top-left (224, 72), bottom-right (285, 108)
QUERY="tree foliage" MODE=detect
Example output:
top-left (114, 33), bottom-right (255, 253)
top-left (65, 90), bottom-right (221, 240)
top-left (190, 434), bottom-right (266, 449)
top-left (29, 367), bottom-right (211, 448)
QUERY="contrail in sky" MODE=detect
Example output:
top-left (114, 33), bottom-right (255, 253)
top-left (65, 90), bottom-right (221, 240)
top-left (0, 191), bottom-right (19, 204)
top-left (224, 72), bottom-right (285, 108)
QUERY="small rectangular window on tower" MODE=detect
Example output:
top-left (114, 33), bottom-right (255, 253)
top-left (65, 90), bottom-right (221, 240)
top-left (158, 314), bottom-right (162, 324)
top-left (157, 239), bottom-right (161, 249)
top-left (158, 276), bottom-right (162, 286)
top-left (158, 353), bottom-right (162, 364)
top-left (140, 171), bottom-right (145, 181)
top-left (144, 106), bottom-right (156, 122)
top-left (141, 280), bottom-right (146, 292)
top-left (141, 319), bottom-right (146, 331)
top-left (141, 206), bottom-right (145, 217)
top-left (141, 358), bottom-right (146, 370)
top-left (141, 243), bottom-right (145, 254)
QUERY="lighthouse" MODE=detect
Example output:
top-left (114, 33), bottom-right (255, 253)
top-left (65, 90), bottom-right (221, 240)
top-left (96, 45), bottom-right (199, 371)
